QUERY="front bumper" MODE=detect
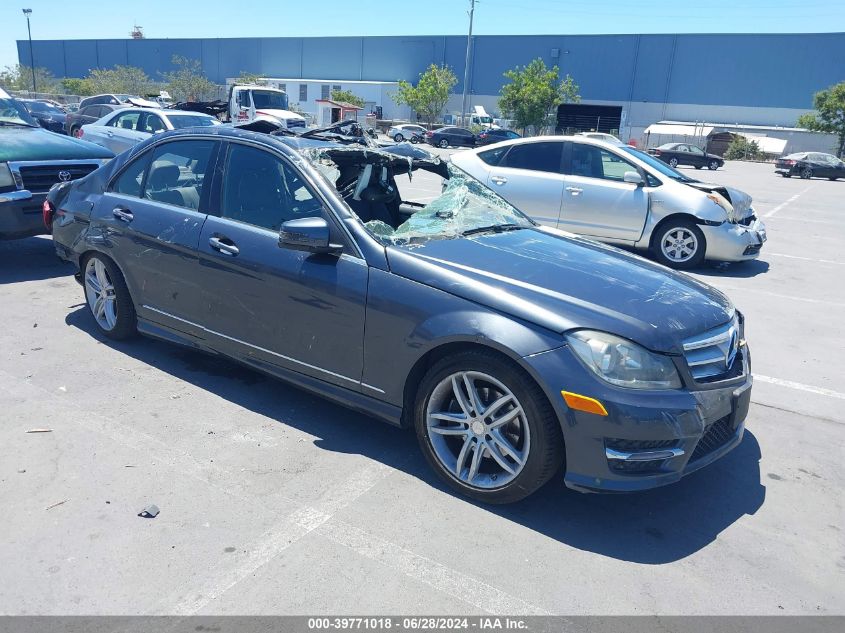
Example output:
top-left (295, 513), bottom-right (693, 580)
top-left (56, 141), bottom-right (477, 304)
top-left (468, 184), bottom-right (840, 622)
top-left (0, 189), bottom-right (47, 240)
top-left (524, 343), bottom-right (752, 493)
top-left (701, 215), bottom-right (767, 262)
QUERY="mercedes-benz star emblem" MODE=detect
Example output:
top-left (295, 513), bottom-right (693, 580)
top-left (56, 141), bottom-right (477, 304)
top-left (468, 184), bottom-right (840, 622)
top-left (58, 170), bottom-right (72, 182)
top-left (726, 330), bottom-right (739, 369)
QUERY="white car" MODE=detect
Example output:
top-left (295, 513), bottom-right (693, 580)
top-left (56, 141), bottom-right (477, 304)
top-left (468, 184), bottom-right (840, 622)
top-left (80, 108), bottom-right (219, 154)
top-left (387, 123), bottom-right (427, 142)
top-left (451, 136), bottom-right (766, 269)
top-left (576, 132), bottom-right (624, 145)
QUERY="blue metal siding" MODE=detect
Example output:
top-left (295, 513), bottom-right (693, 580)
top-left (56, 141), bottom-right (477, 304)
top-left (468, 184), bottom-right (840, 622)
top-left (17, 33), bottom-right (845, 109)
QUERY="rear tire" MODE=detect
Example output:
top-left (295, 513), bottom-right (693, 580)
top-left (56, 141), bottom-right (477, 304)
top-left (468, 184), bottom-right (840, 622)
top-left (414, 350), bottom-right (564, 504)
top-left (668, 157), bottom-right (679, 168)
top-left (801, 167), bottom-right (813, 179)
top-left (70, 125), bottom-right (80, 138)
top-left (82, 253), bottom-right (137, 340)
top-left (652, 219), bottom-right (706, 270)
top-left (439, 139), bottom-right (449, 149)
top-left (781, 172), bottom-right (791, 178)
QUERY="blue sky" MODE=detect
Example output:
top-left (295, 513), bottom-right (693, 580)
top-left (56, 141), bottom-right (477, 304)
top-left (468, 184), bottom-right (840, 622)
top-left (2, 0), bottom-right (844, 72)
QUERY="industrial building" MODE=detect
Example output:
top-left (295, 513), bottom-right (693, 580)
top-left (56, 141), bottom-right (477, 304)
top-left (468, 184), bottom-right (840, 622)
top-left (18, 32), bottom-right (845, 150)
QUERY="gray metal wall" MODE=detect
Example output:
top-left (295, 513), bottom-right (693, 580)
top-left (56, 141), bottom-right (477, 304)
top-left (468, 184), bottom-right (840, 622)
top-left (18, 33), bottom-right (845, 112)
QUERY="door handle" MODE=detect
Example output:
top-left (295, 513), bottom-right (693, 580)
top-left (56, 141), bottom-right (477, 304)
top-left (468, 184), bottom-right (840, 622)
top-left (490, 176), bottom-right (507, 185)
top-left (112, 207), bottom-right (134, 222)
top-left (106, 131), bottom-right (114, 137)
top-left (209, 236), bottom-right (239, 256)
top-left (566, 187), bottom-right (583, 195)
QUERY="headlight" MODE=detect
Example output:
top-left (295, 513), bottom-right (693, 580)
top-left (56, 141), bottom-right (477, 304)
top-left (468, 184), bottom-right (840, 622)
top-left (566, 330), bottom-right (682, 390)
top-left (0, 163), bottom-right (14, 189)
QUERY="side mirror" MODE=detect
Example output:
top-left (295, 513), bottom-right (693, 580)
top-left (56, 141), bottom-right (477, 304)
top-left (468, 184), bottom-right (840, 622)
top-left (623, 171), bottom-right (644, 186)
top-left (279, 217), bottom-right (342, 255)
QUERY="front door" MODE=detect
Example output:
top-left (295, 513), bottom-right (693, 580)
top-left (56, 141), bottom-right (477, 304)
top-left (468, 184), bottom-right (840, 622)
top-left (558, 142), bottom-right (649, 242)
top-left (195, 141), bottom-right (368, 389)
top-left (96, 138), bottom-right (219, 331)
top-left (485, 141), bottom-right (565, 227)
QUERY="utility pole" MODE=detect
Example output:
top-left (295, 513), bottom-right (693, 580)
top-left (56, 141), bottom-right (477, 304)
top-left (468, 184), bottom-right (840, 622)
top-left (460, 0), bottom-right (476, 128)
top-left (22, 9), bottom-right (36, 94)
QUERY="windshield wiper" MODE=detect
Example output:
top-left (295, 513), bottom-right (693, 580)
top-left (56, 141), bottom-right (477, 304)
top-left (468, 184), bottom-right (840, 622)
top-left (462, 223), bottom-right (526, 236)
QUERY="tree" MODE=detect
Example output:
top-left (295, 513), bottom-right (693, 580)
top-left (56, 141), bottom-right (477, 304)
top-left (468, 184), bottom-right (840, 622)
top-left (60, 77), bottom-right (95, 96)
top-left (0, 64), bottom-right (59, 93)
top-left (235, 71), bottom-right (262, 85)
top-left (86, 65), bottom-right (153, 96)
top-left (724, 135), bottom-right (763, 161)
top-left (330, 88), bottom-right (364, 108)
top-left (392, 64), bottom-right (457, 126)
top-left (498, 58), bottom-right (580, 135)
top-left (797, 81), bottom-right (845, 158)
top-left (162, 56), bottom-right (216, 102)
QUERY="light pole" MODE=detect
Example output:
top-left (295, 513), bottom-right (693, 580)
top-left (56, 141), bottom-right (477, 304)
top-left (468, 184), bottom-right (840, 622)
top-left (22, 9), bottom-right (36, 94)
top-left (459, 0), bottom-right (476, 128)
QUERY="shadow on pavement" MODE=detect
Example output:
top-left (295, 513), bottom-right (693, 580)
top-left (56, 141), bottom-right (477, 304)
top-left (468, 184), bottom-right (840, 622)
top-left (0, 235), bottom-right (72, 284)
top-left (690, 259), bottom-right (770, 278)
top-left (65, 307), bottom-right (766, 565)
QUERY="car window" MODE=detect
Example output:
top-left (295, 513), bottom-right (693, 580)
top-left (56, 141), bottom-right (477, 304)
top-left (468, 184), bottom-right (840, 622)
top-left (109, 112), bottom-right (141, 130)
top-left (676, 145), bottom-right (689, 153)
top-left (139, 113), bottom-right (166, 134)
top-left (221, 143), bottom-right (322, 231)
top-left (143, 140), bottom-right (216, 211)
top-left (478, 146), bottom-right (509, 166)
top-left (689, 146), bottom-right (704, 155)
top-left (501, 142), bottom-right (563, 174)
top-left (112, 151), bottom-right (153, 197)
top-left (167, 114), bottom-right (217, 129)
top-left (571, 144), bottom-right (638, 181)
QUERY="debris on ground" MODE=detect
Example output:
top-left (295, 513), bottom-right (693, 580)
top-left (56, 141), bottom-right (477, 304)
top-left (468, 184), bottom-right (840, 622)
top-left (138, 504), bottom-right (160, 519)
top-left (26, 429), bottom-right (52, 433)
top-left (45, 499), bottom-right (68, 510)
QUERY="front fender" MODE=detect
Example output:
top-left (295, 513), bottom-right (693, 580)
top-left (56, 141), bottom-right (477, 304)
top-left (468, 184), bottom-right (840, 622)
top-left (362, 267), bottom-right (563, 407)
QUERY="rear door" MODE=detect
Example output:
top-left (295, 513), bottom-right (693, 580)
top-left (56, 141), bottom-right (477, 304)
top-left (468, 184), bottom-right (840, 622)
top-left (688, 145), bottom-right (707, 167)
top-left (559, 142), bottom-right (649, 242)
top-left (195, 140), bottom-right (368, 388)
top-left (95, 138), bottom-right (219, 333)
top-left (106, 111), bottom-right (148, 153)
top-left (484, 140), bottom-right (565, 226)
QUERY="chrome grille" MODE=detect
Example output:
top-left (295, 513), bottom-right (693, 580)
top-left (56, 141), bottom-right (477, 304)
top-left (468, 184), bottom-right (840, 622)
top-left (682, 318), bottom-right (741, 381)
top-left (18, 164), bottom-right (98, 193)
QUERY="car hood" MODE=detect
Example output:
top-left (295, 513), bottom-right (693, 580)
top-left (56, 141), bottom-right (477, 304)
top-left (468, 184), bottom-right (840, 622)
top-left (256, 108), bottom-right (305, 121)
top-left (386, 227), bottom-right (734, 354)
top-left (0, 126), bottom-right (114, 162)
top-left (685, 181), bottom-right (753, 221)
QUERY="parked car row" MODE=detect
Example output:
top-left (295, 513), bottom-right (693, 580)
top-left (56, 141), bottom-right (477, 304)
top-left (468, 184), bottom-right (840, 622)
top-left (775, 152), bottom-right (845, 180)
top-left (45, 124), bottom-right (754, 503)
top-left (648, 143), bottom-right (724, 170)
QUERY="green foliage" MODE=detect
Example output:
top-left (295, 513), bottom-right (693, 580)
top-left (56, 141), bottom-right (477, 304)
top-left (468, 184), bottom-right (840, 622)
top-left (724, 135), bottom-right (763, 161)
top-left (86, 65), bottom-right (153, 96)
top-left (0, 64), bottom-right (59, 93)
top-left (797, 81), bottom-right (845, 158)
top-left (60, 77), bottom-right (95, 96)
top-left (498, 58), bottom-right (580, 135)
top-left (330, 89), bottom-right (365, 108)
top-left (235, 71), bottom-right (262, 85)
top-left (162, 56), bottom-right (216, 102)
top-left (392, 64), bottom-right (457, 126)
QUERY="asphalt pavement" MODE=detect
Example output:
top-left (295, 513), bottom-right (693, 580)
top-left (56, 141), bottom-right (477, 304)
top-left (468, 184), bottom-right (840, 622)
top-left (0, 157), bottom-right (842, 616)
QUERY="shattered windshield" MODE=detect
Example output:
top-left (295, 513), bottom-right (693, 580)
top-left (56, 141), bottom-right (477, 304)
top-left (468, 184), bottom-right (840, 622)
top-left (364, 165), bottom-right (534, 244)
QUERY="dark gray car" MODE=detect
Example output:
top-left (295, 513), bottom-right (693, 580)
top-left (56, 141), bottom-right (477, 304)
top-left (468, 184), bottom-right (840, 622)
top-left (49, 127), bottom-right (752, 503)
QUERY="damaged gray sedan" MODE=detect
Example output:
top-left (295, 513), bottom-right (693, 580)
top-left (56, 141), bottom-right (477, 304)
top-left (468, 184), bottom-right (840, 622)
top-left (48, 126), bottom-right (752, 503)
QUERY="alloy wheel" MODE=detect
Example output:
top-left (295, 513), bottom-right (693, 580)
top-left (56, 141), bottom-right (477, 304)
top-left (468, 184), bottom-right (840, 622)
top-left (425, 371), bottom-right (530, 489)
top-left (439, 139), bottom-right (449, 148)
top-left (668, 157), bottom-right (679, 168)
top-left (394, 133), bottom-right (404, 142)
top-left (801, 167), bottom-right (813, 179)
top-left (660, 227), bottom-right (699, 264)
top-left (84, 257), bottom-right (118, 331)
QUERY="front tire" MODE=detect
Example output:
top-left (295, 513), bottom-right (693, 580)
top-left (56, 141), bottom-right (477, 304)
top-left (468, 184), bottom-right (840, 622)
top-left (439, 139), bottom-right (449, 149)
top-left (801, 167), bottom-right (813, 179)
top-left (708, 160), bottom-right (720, 170)
top-left (82, 254), bottom-right (137, 340)
top-left (393, 133), bottom-right (404, 143)
top-left (414, 350), bottom-right (564, 504)
top-left (652, 219), bottom-right (706, 269)
top-left (668, 157), bottom-right (679, 168)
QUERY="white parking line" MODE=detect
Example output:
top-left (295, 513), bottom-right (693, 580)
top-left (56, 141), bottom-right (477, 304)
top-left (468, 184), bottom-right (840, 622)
top-left (762, 184), bottom-right (815, 218)
top-left (715, 286), bottom-right (845, 307)
top-left (768, 252), bottom-right (845, 266)
top-left (755, 375), bottom-right (845, 400)
top-left (316, 518), bottom-right (550, 615)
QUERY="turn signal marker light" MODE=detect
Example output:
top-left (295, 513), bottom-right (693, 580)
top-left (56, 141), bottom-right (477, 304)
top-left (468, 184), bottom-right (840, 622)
top-left (561, 391), bottom-right (608, 416)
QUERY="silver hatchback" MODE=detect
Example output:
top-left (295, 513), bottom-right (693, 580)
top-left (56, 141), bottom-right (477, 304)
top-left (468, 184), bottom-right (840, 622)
top-left (451, 136), bottom-right (766, 269)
